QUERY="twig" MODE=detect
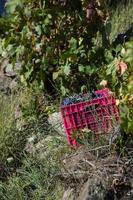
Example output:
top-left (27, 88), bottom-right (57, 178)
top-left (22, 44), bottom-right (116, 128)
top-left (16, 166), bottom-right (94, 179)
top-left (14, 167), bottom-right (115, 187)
top-left (88, 145), bottom-right (110, 152)
top-left (103, 164), bottom-right (119, 167)
top-left (82, 159), bottom-right (96, 169)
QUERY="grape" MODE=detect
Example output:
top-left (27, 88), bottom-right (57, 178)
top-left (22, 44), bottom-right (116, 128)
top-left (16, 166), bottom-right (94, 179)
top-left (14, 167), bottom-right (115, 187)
top-left (62, 91), bottom-right (104, 106)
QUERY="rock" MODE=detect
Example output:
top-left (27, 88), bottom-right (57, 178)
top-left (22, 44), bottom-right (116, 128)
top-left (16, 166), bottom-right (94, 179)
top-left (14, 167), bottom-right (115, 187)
top-left (48, 112), bottom-right (65, 136)
top-left (0, 75), bottom-right (11, 95)
top-left (4, 63), bottom-right (16, 77)
top-left (0, 60), bottom-right (18, 95)
top-left (9, 79), bottom-right (18, 91)
top-left (2, 60), bottom-right (21, 77)
top-left (62, 188), bottom-right (75, 200)
top-left (25, 143), bottom-right (35, 154)
top-left (77, 180), bottom-right (90, 200)
top-left (25, 135), bottom-right (36, 154)
top-left (25, 136), bottom-right (62, 157)
top-left (0, 58), bottom-right (9, 74)
top-left (77, 178), bottom-right (106, 200)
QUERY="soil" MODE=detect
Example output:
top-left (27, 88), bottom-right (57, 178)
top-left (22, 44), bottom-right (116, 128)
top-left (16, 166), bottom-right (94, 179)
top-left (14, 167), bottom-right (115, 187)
top-left (61, 136), bottom-right (133, 200)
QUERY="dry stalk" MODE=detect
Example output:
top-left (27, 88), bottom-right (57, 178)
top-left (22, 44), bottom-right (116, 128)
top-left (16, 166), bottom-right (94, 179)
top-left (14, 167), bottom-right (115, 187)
top-left (82, 159), bottom-right (96, 169)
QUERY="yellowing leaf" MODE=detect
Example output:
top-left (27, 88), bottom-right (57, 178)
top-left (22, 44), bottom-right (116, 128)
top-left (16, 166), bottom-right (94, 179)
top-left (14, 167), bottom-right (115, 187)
top-left (100, 80), bottom-right (108, 87)
top-left (53, 70), bottom-right (61, 80)
top-left (129, 95), bottom-right (133, 104)
top-left (53, 72), bottom-right (58, 80)
top-left (116, 99), bottom-right (120, 106)
top-left (117, 61), bottom-right (127, 75)
top-left (121, 47), bottom-right (126, 56)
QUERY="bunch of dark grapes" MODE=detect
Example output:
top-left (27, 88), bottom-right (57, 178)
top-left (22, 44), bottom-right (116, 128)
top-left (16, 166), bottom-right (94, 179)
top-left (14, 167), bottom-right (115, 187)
top-left (62, 92), bottom-right (103, 106)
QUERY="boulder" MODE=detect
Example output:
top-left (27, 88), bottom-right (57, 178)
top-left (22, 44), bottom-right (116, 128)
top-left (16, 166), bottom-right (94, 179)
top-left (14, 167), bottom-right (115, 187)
top-left (62, 188), bottom-right (75, 200)
top-left (9, 79), bottom-right (18, 91)
top-left (4, 63), bottom-right (16, 77)
top-left (48, 112), bottom-right (65, 136)
top-left (77, 178), bottom-right (106, 200)
top-left (0, 75), bottom-right (11, 95)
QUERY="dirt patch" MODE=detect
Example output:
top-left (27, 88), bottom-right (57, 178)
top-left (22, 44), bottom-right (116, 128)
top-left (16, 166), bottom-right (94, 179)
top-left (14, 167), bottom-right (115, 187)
top-left (60, 143), bottom-right (133, 200)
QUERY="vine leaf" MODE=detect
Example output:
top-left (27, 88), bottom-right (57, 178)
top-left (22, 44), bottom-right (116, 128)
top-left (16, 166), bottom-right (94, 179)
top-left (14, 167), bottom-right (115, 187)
top-left (53, 70), bottom-right (62, 80)
top-left (117, 61), bottom-right (127, 75)
top-left (100, 80), bottom-right (107, 87)
top-left (64, 62), bottom-right (71, 76)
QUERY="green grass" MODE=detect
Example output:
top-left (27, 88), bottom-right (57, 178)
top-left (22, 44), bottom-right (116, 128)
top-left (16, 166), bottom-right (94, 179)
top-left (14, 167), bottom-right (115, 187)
top-left (109, 0), bottom-right (133, 42)
top-left (0, 87), bottom-right (67, 200)
top-left (0, 88), bottom-right (35, 164)
top-left (0, 135), bottom-right (67, 200)
top-left (0, 158), bottom-right (64, 200)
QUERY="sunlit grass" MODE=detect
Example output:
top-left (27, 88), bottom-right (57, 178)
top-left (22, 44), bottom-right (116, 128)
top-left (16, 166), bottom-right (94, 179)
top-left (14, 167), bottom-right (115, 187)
top-left (109, 0), bottom-right (133, 42)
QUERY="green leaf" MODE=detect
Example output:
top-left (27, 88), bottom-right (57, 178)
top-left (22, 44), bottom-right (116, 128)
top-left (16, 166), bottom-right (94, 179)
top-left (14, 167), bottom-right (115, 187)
top-left (35, 25), bottom-right (42, 36)
top-left (78, 65), bottom-right (85, 72)
top-left (63, 62), bottom-right (71, 76)
top-left (25, 67), bottom-right (33, 80)
top-left (85, 66), bottom-right (97, 75)
top-left (16, 45), bottom-right (25, 59)
top-left (24, 7), bottom-right (31, 17)
top-left (69, 37), bottom-right (77, 51)
top-left (35, 59), bottom-right (41, 64)
top-left (106, 61), bottom-right (116, 75)
top-left (115, 44), bottom-right (122, 54)
top-left (124, 41), bottom-right (133, 66)
top-left (112, 70), bottom-right (118, 86)
top-left (6, 0), bottom-right (23, 14)
top-left (53, 70), bottom-right (62, 80)
top-left (61, 85), bottom-right (67, 96)
top-left (105, 50), bottom-right (114, 63)
top-left (78, 65), bottom-right (97, 75)
top-left (79, 37), bottom-right (83, 46)
top-left (20, 75), bottom-right (27, 86)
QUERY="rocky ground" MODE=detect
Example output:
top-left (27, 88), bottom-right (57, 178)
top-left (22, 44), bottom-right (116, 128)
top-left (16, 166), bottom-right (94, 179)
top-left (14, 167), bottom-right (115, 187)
top-left (61, 145), bottom-right (133, 200)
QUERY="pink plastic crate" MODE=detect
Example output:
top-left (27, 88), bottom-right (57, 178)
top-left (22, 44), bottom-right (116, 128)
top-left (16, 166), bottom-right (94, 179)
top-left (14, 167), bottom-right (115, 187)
top-left (61, 88), bottom-right (120, 146)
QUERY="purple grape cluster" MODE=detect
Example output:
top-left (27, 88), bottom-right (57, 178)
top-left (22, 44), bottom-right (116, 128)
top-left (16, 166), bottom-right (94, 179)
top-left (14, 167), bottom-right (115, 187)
top-left (62, 92), bottom-right (103, 106)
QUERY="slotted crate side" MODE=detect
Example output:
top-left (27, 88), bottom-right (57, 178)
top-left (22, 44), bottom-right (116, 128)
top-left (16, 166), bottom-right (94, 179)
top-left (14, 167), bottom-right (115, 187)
top-left (61, 89), bottom-right (120, 146)
top-left (61, 96), bottom-right (118, 130)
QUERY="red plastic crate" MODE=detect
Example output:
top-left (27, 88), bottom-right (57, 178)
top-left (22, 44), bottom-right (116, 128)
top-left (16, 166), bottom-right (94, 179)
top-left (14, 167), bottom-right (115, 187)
top-left (61, 88), bottom-right (120, 146)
